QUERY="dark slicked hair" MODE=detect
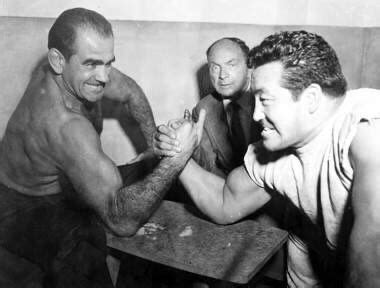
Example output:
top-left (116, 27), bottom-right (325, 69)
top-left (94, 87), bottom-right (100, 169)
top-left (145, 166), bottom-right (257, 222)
top-left (249, 30), bottom-right (347, 98)
top-left (206, 37), bottom-right (250, 66)
top-left (48, 7), bottom-right (113, 59)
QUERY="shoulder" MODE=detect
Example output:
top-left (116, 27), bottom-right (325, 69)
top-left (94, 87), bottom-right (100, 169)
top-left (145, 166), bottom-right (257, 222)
top-left (332, 89), bottom-right (380, 174)
top-left (194, 93), bottom-right (221, 110)
top-left (47, 112), bottom-right (101, 162)
top-left (109, 66), bottom-right (137, 86)
top-left (193, 93), bottom-right (223, 119)
top-left (349, 119), bottom-right (380, 168)
top-left (61, 115), bottom-right (100, 147)
top-left (104, 67), bottom-right (142, 101)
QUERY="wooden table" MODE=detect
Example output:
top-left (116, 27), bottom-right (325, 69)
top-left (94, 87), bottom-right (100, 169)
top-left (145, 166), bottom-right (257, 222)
top-left (107, 200), bottom-right (287, 284)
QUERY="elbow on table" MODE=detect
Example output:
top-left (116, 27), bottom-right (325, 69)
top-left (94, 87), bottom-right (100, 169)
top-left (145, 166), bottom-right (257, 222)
top-left (105, 217), bottom-right (145, 237)
top-left (208, 212), bottom-right (237, 225)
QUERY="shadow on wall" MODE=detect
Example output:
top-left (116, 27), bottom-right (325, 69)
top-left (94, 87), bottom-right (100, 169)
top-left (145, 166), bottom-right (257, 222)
top-left (196, 63), bottom-right (214, 100)
top-left (29, 56), bottom-right (149, 155)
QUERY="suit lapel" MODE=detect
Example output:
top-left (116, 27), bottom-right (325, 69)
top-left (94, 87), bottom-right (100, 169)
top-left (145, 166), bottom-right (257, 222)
top-left (235, 90), bottom-right (255, 145)
top-left (203, 94), bottom-right (235, 166)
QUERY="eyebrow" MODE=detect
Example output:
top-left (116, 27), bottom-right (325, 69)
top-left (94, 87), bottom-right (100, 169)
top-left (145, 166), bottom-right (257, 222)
top-left (83, 56), bottom-right (116, 66)
top-left (226, 59), bottom-right (238, 64)
top-left (209, 57), bottom-right (240, 65)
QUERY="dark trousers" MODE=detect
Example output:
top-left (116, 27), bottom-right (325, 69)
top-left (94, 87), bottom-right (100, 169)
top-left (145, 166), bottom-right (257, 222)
top-left (0, 182), bottom-right (113, 288)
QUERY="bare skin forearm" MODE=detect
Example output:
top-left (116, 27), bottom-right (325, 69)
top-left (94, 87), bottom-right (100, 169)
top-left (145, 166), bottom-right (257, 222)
top-left (108, 156), bottom-right (187, 236)
top-left (124, 87), bottom-right (156, 149)
top-left (180, 159), bottom-right (227, 223)
top-left (180, 160), bottom-right (269, 224)
top-left (108, 68), bottom-right (156, 149)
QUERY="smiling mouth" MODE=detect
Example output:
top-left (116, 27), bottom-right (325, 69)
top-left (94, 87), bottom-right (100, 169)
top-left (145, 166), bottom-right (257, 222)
top-left (261, 126), bottom-right (275, 137)
top-left (86, 82), bottom-right (105, 91)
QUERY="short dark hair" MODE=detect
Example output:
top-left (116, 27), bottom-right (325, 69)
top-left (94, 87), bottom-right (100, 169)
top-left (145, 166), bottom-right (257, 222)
top-left (206, 37), bottom-right (250, 66)
top-left (48, 7), bottom-right (113, 59)
top-left (249, 30), bottom-right (347, 98)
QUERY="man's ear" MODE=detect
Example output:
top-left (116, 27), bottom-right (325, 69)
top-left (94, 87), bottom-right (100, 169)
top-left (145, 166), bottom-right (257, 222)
top-left (303, 83), bottom-right (322, 114)
top-left (47, 48), bottom-right (65, 74)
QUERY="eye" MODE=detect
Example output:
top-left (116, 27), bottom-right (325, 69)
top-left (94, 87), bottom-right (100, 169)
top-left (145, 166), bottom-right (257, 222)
top-left (260, 97), bottom-right (273, 106)
top-left (210, 65), bottom-right (219, 73)
top-left (85, 62), bottom-right (96, 69)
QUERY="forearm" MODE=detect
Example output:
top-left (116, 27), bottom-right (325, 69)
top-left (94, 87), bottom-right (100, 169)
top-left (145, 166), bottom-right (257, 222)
top-left (108, 156), bottom-right (187, 236)
top-left (124, 87), bottom-right (156, 149)
top-left (346, 229), bottom-right (380, 287)
top-left (107, 68), bottom-right (156, 148)
top-left (179, 159), bottom-right (230, 224)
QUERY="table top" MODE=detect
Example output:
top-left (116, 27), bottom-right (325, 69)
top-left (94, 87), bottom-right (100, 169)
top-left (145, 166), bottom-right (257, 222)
top-left (107, 200), bottom-right (287, 284)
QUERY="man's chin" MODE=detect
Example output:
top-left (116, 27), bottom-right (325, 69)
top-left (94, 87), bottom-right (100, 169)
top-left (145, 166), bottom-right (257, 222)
top-left (217, 91), bottom-right (238, 100)
top-left (262, 141), bottom-right (281, 152)
top-left (84, 91), bottom-right (104, 102)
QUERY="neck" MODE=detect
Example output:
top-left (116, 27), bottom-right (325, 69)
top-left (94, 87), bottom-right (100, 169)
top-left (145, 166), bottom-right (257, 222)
top-left (53, 74), bottom-right (91, 114)
top-left (222, 81), bottom-right (251, 102)
top-left (296, 94), bottom-right (346, 150)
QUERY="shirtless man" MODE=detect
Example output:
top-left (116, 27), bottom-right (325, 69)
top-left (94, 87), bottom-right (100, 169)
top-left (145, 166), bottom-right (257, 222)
top-left (0, 8), bottom-right (204, 287)
top-left (157, 30), bottom-right (380, 287)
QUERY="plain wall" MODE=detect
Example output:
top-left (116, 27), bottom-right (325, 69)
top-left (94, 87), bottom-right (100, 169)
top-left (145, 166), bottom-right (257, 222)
top-left (1, 16), bottom-right (380, 164)
top-left (2, 0), bottom-right (380, 27)
top-left (2, 1), bottom-right (380, 164)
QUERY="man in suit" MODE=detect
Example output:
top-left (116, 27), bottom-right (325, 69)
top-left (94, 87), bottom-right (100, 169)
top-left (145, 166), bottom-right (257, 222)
top-left (192, 37), bottom-right (262, 177)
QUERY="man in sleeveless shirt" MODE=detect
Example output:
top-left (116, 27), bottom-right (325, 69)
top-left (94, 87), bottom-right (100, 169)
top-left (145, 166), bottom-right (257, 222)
top-left (156, 30), bottom-right (380, 287)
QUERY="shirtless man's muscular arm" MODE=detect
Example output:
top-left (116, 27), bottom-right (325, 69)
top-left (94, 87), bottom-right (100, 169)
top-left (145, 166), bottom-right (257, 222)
top-left (51, 112), bottom-right (205, 237)
top-left (104, 67), bottom-right (156, 150)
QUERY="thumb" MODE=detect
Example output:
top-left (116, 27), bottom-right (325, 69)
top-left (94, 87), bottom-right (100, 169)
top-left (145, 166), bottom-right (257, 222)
top-left (184, 109), bottom-right (191, 120)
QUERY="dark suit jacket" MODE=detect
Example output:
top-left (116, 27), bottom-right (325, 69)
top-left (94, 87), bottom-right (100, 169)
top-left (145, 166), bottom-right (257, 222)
top-left (192, 90), bottom-right (261, 177)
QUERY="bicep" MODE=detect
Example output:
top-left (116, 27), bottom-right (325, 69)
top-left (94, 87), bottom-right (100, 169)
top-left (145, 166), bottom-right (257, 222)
top-left (350, 120), bottom-right (380, 226)
top-left (349, 120), bottom-right (380, 259)
top-left (56, 120), bottom-right (122, 215)
top-left (346, 120), bottom-right (380, 285)
top-left (223, 166), bottom-right (271, 222)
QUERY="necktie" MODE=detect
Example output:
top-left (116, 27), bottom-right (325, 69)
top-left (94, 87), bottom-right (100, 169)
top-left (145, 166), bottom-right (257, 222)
top-left (226, 102), bottom-right (246, 161)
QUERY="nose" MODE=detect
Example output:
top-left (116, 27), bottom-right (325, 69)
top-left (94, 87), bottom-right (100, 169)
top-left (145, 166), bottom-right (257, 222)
top-left (253, 98), bottom-right (264, 122)
top-left (219, 67), bottom-right (229, 80)
top-left (96, 66), bottom-right (110, 84)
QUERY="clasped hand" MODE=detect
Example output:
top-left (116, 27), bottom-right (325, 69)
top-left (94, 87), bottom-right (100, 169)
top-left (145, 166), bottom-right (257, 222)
top-left (153, 109), bottom-right (206, 158)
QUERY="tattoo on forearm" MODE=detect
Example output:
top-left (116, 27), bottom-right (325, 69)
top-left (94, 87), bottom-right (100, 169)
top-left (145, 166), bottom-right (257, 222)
top-left (127, 89), bottom-right (156, 148)
top-left (110, 157), bottom-right (185, 227)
